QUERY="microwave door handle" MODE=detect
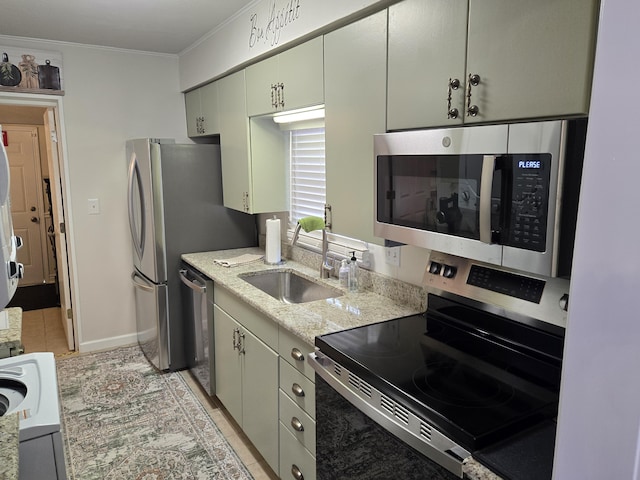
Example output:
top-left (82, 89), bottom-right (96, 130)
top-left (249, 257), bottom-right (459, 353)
top-left (479, 155), bottom-right (496, 244)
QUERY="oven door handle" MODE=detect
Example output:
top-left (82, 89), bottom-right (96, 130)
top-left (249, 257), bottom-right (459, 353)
top-left (479, 155), bottom-right (496, 244)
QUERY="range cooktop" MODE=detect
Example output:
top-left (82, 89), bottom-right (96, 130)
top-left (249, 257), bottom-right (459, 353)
top-left (315, 294), bottom-right (563, 450)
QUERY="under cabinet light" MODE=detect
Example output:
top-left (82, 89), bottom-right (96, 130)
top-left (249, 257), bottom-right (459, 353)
top-left (273, 106), bottom-right (325, 124)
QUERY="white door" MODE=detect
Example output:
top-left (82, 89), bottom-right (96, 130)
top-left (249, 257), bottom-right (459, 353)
top-left (43, 109), bottom-right (74, 350)
top-left (4, 125), bottom-right (47, 286)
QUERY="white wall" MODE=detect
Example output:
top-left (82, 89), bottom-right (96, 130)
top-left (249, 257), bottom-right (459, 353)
top-left (553, 1), bottom-right (640, 478)
top-left (179, 0), bottom-right (390, 91)
top-left (0, 36), bottom-right (188, 351)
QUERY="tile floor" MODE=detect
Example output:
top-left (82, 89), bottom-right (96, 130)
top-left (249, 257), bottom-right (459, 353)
top-left (21, 307), bottom-right (73, 356)
top-left (20, 307), bottom-right (278, 479)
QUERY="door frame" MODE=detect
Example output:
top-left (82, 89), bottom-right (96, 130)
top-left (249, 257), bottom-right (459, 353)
top-left (0, 92), bottom-right (80, 351)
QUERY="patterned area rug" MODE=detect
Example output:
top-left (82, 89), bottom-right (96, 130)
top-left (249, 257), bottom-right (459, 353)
top-left (56, 345), bottom-right (253, 480)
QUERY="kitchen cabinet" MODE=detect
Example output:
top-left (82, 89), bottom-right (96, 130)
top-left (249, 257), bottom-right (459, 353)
top-left (218, 70), bottom-right (287, 213)
top-left (213, 286), bottom-right (279, 472)
top-left (278, 327), bottom-right (316, 480)
top-left (324, 10), bottom-right (387, 245)
top-left (387, 0), bottom-right (599, 130)
top-left (185, 81), bottom-right (219, 137)
top-left (246, 37), bottom-right (324, 117)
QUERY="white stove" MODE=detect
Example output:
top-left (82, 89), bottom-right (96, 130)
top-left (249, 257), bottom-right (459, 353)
top-left (0, 352), bottom-right (67, 479)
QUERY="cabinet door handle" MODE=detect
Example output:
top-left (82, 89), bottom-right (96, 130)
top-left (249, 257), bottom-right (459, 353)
top-left (447, 77), bottom-right (460, 119)
top-left (291, 348), bottom-right (304, 362)
top-left (232, 328), bottom-right (240, 351)
top-left (291, 383), bottom-right (305, 397)
top-left (466, 73), bottom-right (481, 117)
top-left (291, 464), bottom-right (304, 480)
top-left (238, 332), bottom-right (246, 355)
top-left (291, 417), bottom-right (304, 432)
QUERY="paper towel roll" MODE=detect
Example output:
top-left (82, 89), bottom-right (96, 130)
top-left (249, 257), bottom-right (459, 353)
top-left (265, 216), bottom-right (281, 264)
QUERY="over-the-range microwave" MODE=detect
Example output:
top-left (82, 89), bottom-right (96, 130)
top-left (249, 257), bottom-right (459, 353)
top-left (374, 119), bottom-right (587, 278)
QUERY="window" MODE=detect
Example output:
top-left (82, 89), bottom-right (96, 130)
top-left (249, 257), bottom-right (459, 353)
top-left (288, 126), bottom-right (326, 226)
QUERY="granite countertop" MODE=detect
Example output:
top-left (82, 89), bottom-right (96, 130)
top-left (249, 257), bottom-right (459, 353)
top-left (182, 247), bottom-right (505, 480)
top-left (0, 307), bottom-right (23, 480)
top-left (182, 247), bottom-right (424, 347)
top-left (0, 307), bottom-right (23, 357)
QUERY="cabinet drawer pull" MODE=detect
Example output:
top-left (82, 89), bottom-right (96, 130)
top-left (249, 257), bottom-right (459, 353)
top-left (291, 417), bottom-right (304, 432)
top-left (291, 464), bottom-right (304, 480)
top-left (291, 348), bottom-right (305, 362)
top-left (291, 383), bottom-right (305, 397)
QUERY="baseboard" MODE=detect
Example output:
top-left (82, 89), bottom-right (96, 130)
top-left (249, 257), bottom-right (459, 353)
top-left (78, 333), bottom-right (138, 354)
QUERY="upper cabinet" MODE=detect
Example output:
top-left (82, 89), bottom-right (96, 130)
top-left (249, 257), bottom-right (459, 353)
top-left (324, 10), bottom-right (387, 245)
top-left (387, 0), bottom-right (599, 130)
top-left (185, 81), bottom-right (220, 137)
top-left (246, 37), bottom-right (324, 117)
top-left (218, 70), bottom-right (287, 214)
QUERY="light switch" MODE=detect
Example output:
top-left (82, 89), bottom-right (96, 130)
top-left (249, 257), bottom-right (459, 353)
top-left (88, 198), bottom-right (100, 215)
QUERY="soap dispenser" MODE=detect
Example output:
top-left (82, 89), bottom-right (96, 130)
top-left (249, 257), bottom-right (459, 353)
top-left (339, 259), bottom-right (349, 288)
top-left (349, 251), bottom-right (358, 292)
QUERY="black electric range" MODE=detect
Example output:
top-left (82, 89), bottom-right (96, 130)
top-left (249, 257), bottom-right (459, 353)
top-left (315, 293), bottom-right (563, 451)
top-left (309, 252), bottom-right (569, 479)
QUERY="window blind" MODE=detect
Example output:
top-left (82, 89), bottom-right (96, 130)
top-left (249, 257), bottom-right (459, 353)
top-left (289, 126), bottom-right (326, 224)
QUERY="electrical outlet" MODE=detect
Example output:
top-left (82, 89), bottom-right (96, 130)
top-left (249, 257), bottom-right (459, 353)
top-left (385, 246), bottom-right (401, 267)
top-left (88, 198), bottom-right (100, 215)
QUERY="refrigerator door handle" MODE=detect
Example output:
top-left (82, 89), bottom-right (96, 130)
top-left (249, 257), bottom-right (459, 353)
top-left (131, 271), bottom-right (154, 292)
top-left (127, 154), bottom-right (146, 261)
top-left (179, 269), bottom-right (207, 294)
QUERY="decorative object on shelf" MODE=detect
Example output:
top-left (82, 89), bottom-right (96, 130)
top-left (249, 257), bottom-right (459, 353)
top-left (38, 60), bottom-right (61, 90)
top-left (0, 47), bottom-right (64, 94)
top-left (0, 53), bottom-right (21, 87)
top-left (18, 54), bottom-right (39, 89)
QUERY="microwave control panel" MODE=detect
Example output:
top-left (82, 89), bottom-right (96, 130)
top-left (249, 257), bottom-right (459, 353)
top-left (505, 154), bottom-right (552, 252)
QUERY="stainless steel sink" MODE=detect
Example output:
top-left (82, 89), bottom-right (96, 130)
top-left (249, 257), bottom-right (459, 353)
top-left (239, 270), bottom-right (342, 304)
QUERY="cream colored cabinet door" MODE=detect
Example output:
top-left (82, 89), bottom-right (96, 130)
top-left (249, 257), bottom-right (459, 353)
top-left (185, 82), bottom-right (220, 137)
top-left (324, 10), bottom-right (388, 244)
top-left (464, 0), bottom-right (598, 123)
top-left (199, 81), bottom-right (220, 135)
top-left (213, 304), bottom-right (243, 425)
top-left (387, 0), bottom-right (468, 130)
top-left (185, 89), bottom-right (203, 137)
top-left (218, 70), bottom-right (252, 212)
top-left (241, 325), bottom-right (279, 473)
top-left (246, 54), bottom-right (280, 117)
top-left (277, 36), bottom-right (324, 112)
top-left (246, 37), bottom-right (324, 117)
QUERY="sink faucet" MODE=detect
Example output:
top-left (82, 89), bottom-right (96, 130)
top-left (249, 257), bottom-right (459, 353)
top-left (290, 216), bottom-right (334, 279)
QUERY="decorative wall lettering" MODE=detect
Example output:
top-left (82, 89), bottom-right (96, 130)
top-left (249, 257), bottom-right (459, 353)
top-left (249, 0), bottom-right (302, 49)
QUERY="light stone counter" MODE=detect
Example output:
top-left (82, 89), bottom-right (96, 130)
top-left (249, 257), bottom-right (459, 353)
top-left (182, 247), bottom-right (425, 347)
top-left (183, 247), bottom-right (502, 480)
top-left (0, 307), bottom-right (23, 480)
top-left (0, 307), bottom-right (23, 358)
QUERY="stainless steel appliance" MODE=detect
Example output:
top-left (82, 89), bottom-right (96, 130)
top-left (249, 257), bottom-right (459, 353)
top-left (374, 119), bottom-right (587, 277)
top-left (309, 251), bottom-right (569, 479)
top-left (179, 263), bottom-right (214, 395)
top-left (126, 139), bottom-right (257, 371)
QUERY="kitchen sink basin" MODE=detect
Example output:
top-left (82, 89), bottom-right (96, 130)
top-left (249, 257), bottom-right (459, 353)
top-left (239, 270), bottom-right (342, 304)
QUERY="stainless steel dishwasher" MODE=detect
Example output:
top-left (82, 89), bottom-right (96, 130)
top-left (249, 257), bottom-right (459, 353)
top-left (179, 263), bottom-right (215, 395)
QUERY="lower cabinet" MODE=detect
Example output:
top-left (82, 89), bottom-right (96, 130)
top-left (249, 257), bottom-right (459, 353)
top-left (213, 288), bottom-right (279, 473)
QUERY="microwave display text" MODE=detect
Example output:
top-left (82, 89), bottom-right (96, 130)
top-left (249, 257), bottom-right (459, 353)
top-left (518, 160), bottom-right (542, 169)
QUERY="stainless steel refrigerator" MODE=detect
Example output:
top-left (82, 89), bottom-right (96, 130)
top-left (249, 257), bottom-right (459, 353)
top-left (126, 138), bottom-right (257, 371)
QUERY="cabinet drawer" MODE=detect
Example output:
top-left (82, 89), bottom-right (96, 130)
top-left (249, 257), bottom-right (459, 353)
top-left (279, 390), bottom-right (316, 456)
top-left (280, 358), bottom-right (315, 418)
top-left (214, 286), bottom-right (278, 349)
top-left (279, 422), bottom-right (316, 480)
top-left (278, 327), bottom-right (316, 381)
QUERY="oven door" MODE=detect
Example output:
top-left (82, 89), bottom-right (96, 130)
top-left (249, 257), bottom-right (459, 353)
top-left (309, 353), bottom-right (465, 479)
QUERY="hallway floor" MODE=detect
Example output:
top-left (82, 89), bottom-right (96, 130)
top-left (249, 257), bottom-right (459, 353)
top-left (20, 307), bottom-right (73, 356)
